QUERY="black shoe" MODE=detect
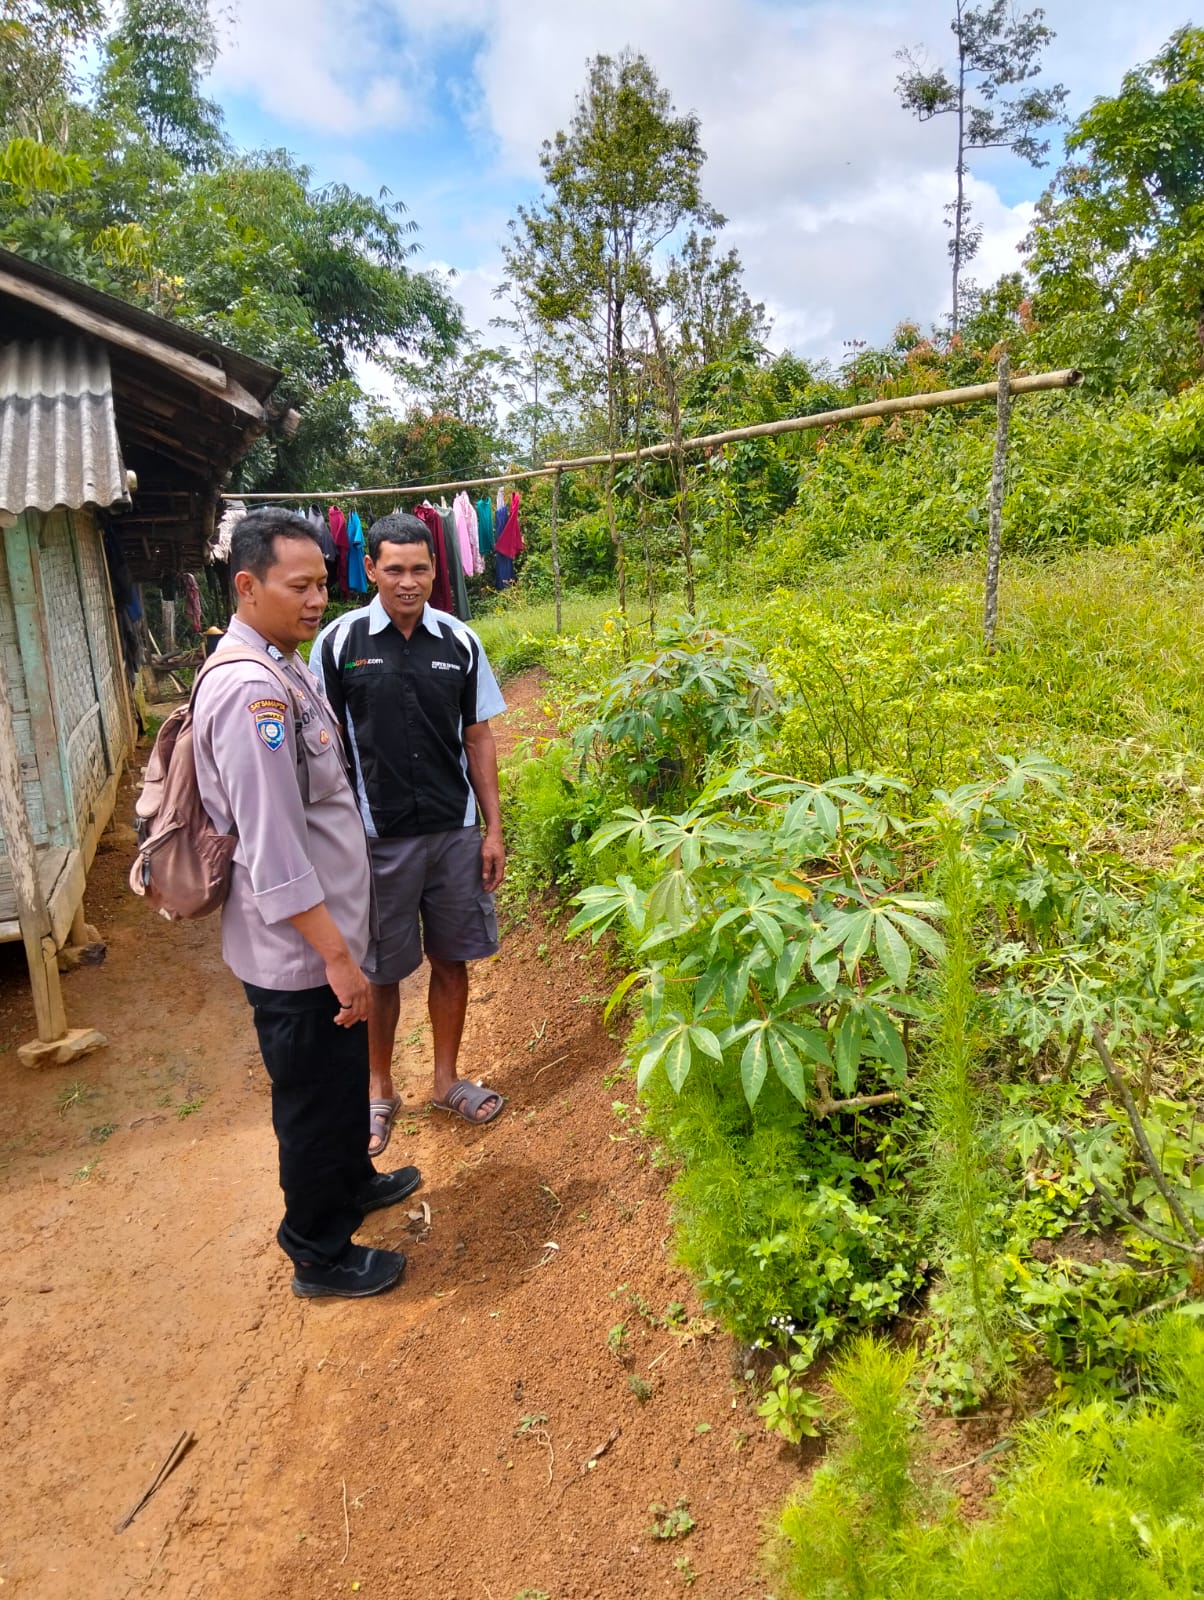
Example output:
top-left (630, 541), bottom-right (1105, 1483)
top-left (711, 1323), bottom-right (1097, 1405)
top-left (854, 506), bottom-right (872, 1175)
top-left (291, 1244), bottom-right (406, 1299)
top-left (356, 1165), bottom-right (422, 1215)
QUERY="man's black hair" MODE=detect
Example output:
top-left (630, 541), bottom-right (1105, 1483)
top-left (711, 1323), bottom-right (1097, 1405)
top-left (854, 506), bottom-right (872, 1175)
top-left (367, 512), bottom-right (434, 563)
top-left (231, 508), bottom-right (322, 581)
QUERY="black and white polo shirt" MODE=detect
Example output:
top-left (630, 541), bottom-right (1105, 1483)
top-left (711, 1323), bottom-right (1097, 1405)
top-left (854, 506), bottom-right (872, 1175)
top-left (311, 597), bottom-right (506, 839)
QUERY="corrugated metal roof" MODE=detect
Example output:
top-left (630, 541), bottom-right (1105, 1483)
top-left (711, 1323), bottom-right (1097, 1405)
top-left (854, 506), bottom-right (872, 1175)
top-left (0, 338), bottom-right (129, 517)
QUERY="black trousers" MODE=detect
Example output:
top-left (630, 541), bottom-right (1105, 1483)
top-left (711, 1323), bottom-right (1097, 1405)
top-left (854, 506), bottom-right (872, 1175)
top-left (243, 982), bottom-right (375, 1266)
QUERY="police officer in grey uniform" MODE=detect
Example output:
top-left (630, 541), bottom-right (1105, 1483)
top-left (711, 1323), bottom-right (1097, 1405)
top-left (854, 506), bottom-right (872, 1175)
top-left (192, 507), bottom-right (421, 1299)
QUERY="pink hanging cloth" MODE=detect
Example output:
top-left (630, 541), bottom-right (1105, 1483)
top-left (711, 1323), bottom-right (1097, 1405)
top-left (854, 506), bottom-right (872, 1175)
top-left (453, 491), bottom-right (482, 575)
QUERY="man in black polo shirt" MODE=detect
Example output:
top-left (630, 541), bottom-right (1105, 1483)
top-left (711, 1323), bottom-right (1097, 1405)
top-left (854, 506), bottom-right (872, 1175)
top-left (312, 513), bottom-right (507, 1156)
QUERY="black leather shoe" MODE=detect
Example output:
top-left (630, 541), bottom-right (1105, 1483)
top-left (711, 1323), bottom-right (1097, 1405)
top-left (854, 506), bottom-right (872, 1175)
top-left (291, 1244), bottom-right (406, 1299)
top-left (356, 1165), bottom-right (422, 1215)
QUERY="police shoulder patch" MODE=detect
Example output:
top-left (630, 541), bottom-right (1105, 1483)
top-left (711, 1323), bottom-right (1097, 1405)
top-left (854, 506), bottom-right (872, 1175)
top-left (248, 696), bottom-right (288, 751)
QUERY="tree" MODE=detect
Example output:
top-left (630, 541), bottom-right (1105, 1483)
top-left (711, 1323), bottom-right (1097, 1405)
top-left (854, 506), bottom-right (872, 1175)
top-left (97, 0), bottom-right (225, 168)
top-left (354, 404), bottom-right (497, 490)
top-left (896, 1), bottom-right (1066, 331)
top-left (505, 50), bottom-right (719, 437)
top-left (1024, 26), bottom-right (1204, 388)
top-left (0, 0), bottom-right (103, 139)
top-left (504, 50), bottom-right (723, 613)
top-left (491, 273), bottom-right (563, 465)
top-left (663, 229), bottom-right (769, 368)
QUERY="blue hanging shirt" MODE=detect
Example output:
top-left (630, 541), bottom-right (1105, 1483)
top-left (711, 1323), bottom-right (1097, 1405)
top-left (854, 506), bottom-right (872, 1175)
top-left (346, 511), bottom-right (367, 594)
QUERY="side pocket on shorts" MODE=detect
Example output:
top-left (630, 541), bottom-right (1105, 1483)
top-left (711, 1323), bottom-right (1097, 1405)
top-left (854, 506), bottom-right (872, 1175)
top-left (478, 889), bottom-right (499, 948)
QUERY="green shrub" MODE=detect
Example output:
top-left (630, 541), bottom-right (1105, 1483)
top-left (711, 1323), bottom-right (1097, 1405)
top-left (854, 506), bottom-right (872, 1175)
top-left (571, 615), bottom-right (778, 802)
top-left (768, 1313), bottom-right (1204, 1600)
top-left (760, 590), bottom-right (998, 792)
top-left (500, 740), bottom-right (590, 896)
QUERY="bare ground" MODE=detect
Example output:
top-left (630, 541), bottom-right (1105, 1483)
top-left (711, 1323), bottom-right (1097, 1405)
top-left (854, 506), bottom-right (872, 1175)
top-left (0, 671), bottom-right (802, 1600)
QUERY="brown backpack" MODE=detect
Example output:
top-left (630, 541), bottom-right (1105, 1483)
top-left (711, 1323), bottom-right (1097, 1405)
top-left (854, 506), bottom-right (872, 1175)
top-left (129, 649), bottom-right (300, 920)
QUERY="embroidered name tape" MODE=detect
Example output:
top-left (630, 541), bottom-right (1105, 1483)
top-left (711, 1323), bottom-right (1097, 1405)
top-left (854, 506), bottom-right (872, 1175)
top-left (431, 660), bottom-right (462, 672)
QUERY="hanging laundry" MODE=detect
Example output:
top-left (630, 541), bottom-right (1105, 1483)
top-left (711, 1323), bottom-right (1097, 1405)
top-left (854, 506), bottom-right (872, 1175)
top-left (329, 505), bottom-right (349, 598)
top-left (440, 503), bottom-right (471, 619)
top-left (453, 491), bottom-right (482, 576)
top-left (476, 496), bottom-right (495, 556)
top-left (346, 510), bottom-right (367, 595)
top-left (494, 491), bottom-right (525, 591)
top-left (309, 503), bottom-right (339, 595)
top-left (495, 498), bottom-right (510, 547)
top-left (412, 503), bottom-right (454, 613)
top-left (209, 496), bottom-right (242, 610)
top-left (182, 571), bottom-right (203, 633)
top-left (495, 491), bottom-right (525, 557)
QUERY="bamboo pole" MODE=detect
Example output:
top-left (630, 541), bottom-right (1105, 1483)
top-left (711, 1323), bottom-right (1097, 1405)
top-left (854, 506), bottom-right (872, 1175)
top-left (226, 369), bottom-right (1082, 505)
top-left (550, 469), bottom-right (563, 635)
top-left (545, 369), bottom-right (1081, 471)
top-left (232, 463), bottom-right (553, 502)
top-left (983, 350), bottom-right (1011, 654)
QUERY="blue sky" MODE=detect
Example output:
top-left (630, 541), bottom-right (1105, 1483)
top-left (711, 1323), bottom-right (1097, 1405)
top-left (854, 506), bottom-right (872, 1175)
top-left (208, 1), bottom-right (1196, 381)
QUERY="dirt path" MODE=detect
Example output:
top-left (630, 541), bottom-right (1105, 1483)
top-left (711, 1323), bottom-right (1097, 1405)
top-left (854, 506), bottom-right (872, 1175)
top-left (0, 671), bottom-right (800, 1600)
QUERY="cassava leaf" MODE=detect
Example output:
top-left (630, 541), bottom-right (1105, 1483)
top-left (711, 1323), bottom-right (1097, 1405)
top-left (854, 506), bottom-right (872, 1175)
top-left (874, 914), bottom-right (912, 989)
top-left (768, 1030), bottom-right (809, 1105)
top-left (834, 1010), bottom-right (862, 1096)
top-left (741, 1027), bottom-right (769, 1107)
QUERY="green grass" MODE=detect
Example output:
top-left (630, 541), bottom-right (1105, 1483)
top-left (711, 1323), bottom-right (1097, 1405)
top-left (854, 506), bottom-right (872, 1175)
top-left (473, 592), bottom-right (617, 679)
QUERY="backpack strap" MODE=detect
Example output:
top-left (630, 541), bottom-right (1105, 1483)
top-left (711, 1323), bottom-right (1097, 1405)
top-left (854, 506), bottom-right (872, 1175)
top-left (191, 647), bottom-right (311, 772)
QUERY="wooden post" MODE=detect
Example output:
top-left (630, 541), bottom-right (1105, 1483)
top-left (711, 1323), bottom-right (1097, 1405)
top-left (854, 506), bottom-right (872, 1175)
top-left (0, 639), bottom-right (67, 1042)
top-left (677, 441), bottom-right (695, 615)
top-left (550, 469), bottom-right (563, 635)
top-left (984, 350), bottom-right (1012, 654)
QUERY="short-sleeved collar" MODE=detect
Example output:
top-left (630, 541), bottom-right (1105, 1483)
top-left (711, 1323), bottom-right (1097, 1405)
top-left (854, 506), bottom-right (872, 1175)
top-left (368, 595), bottom-right (445, 639)
top-left (224, 613), bottom-right (288, 661)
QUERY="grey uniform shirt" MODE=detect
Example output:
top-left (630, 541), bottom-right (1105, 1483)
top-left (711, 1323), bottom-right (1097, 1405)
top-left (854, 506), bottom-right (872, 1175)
top-left (192, 615), bottom-right (372, 990)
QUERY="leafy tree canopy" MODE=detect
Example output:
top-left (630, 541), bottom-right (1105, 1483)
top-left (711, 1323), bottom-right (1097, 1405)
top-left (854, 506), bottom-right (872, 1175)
top-left (1024, 25), bottom-right (1204, 390)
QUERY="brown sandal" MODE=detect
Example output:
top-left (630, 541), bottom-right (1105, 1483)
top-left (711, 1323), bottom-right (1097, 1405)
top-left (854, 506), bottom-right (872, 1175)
top-left (431, 1079), bottom-right (506, 1125)
top-left (368, 1095), bottom-right (402, 1158)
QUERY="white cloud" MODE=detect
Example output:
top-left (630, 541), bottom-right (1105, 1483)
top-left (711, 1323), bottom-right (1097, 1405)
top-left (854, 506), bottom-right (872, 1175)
top-left (212, 0), bottom-right (416, 134)
top-left (215, 0), bottom-right (1194, 358)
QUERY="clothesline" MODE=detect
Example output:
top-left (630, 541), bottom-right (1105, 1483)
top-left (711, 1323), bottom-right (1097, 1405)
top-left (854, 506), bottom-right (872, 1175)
top-left (224, 369), bottom-right (1082, 506)
top-left (230, 464), bottom-right (551, 502)
top-left (220, 367), bottom-right (1082, 634)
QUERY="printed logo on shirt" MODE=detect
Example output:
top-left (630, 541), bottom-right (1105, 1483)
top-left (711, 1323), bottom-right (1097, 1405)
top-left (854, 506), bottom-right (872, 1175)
top-left (345, 656), bottom-right (385, 671)
top-left (431, 660), bottom-right (462, 672)
top-left (248, 697), bottom-right (288, 751)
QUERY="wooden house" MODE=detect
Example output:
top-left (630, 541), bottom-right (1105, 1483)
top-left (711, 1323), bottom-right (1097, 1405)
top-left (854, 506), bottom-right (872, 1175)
top-left (0, 248), bottom-right (294, 1055)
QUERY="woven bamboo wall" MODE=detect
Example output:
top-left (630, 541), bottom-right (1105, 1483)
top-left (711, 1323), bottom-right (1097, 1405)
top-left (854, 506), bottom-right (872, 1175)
top-left (0, 529), bottom-right (50, 851)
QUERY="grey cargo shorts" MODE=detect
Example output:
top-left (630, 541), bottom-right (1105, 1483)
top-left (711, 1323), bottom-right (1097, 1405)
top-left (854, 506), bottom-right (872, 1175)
top-left (364, 826), bottom-right (499, 985)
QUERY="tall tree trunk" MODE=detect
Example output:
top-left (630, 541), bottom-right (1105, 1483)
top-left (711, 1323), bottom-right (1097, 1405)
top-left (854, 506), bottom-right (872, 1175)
top-left (952, 0), bottom-right (967, 334)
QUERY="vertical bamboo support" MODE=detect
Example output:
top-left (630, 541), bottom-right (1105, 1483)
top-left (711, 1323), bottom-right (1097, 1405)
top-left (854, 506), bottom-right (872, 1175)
top-left (550, 468), bottom-right (563, 635)
top-left (632, 396), bottom-right (656, 637)
top-left (607, 455), bottom-right (629, 654)
top-left (677, 440), bottom-right (695, 615)
top-left (984, 350), bottom-right (1011, 654)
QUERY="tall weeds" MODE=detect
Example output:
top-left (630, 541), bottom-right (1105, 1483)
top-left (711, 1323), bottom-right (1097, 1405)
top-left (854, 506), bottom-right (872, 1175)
top-left (921, 831), bottom-right (1008, 1389)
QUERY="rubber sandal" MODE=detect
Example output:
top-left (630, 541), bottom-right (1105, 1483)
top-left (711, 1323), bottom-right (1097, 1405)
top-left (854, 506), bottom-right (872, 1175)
top-left (368, 1095), bottom-right (402, 1158)
top-left (431, 1079), bottom-right (506, 1125)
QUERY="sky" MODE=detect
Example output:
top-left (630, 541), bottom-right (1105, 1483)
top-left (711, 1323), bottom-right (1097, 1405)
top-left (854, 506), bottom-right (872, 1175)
top-left (207, 0), bottom-right (1195, 386)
